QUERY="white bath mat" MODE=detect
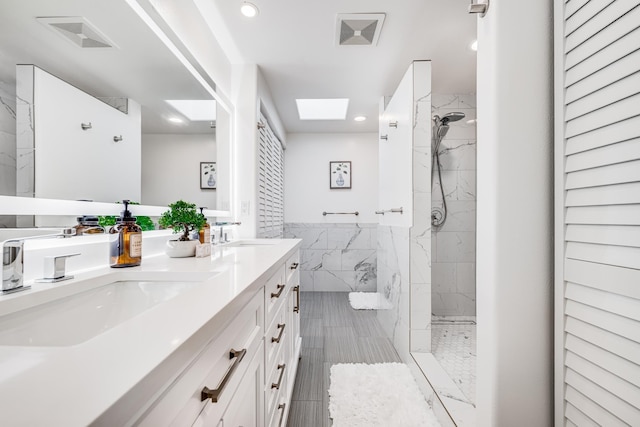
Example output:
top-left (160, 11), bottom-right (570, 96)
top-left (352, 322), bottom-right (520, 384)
top-left (348, 292), bottom-right (391, 310)
top-left (329, 363), bottom-right (440, 427)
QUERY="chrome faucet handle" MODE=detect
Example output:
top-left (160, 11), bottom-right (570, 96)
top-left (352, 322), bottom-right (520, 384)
top-left (2, 241), bottom-right (26, 294)
top-left (36, 253), bottom-right (80, 283)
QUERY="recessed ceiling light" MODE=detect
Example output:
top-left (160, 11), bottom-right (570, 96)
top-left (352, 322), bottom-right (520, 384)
top-left (168, 117), bottom-right (184, 124)
top-left (354, 116), bottom-right (367, 122)
top-left (166, 100), bottom-right (217, 121)
top-left (240, 2), bottom-right (259, 18)
top-left (470, 40), bottom-right (478, 51)
top-left (296, 98), bottom-right (349, 120)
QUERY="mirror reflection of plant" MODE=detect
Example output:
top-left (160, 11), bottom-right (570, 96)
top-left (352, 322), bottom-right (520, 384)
top-left (158, 200), bottom-right (206, 241)
top-left (98, 201), bottom-right (154, 231)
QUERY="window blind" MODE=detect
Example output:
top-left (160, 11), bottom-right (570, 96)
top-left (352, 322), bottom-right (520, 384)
top-left (257, 112), bottom-right (284, 238)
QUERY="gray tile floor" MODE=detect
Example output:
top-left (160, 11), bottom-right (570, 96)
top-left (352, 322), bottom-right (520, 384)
top-left (287, 292), bottom-right (401, 427)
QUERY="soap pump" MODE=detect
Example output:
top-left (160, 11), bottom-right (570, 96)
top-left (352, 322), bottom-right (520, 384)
top-left (73, 215), bottom-right (105, 235)
top-left (198, 207), bottom-right (211, 244)
top-left (109, 200), bottom-right (142, 268)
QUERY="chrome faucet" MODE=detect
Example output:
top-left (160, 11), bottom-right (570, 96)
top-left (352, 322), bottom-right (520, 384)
top-left (2, 228), bottom-right (76, 294)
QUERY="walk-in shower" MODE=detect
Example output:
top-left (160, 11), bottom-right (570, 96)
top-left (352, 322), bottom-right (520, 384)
top-left (431, 112), bottom-right (466, 227)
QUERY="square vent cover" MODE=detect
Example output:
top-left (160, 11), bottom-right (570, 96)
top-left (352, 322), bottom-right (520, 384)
top-left (336, 13), bottom-right (386, 46)
top-left (37, 16), bottom-right (117, 49)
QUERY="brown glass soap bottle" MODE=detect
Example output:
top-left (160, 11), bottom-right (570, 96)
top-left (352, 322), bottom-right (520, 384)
top-left (198, 207), bottom-right (211, 244)
top-left (109, 200), bottom-right (142, 268)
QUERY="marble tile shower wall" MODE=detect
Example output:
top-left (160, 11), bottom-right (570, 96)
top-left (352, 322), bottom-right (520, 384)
top-left (431, 93), bottom-right (477, 317)
top-left (283, 223), bottom-right (377, 292)
top-left (0, 81), bottom-right (17, 228)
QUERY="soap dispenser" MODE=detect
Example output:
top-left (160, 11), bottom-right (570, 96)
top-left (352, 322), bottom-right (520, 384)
top-left (198, 207), bottom-right (211, 244)
top-left (73, 215), bottom-right (105, 236)
top-left (109, 200), bottom-right (142, 268)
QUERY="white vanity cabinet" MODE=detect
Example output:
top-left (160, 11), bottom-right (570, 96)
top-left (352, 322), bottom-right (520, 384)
top-left (263, 250), bottom-right (301, 427)
top-left (137, 290), bottom-right (264, 427)
top-left (133, 246), bottom-right (301, 427)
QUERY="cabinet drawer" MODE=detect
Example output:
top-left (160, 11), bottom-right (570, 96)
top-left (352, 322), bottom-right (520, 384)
top-left (265, 304), bottom-right (287, 373)
top-left (192, 341), bottom-right (264, 427)
top-left (267, 390), bottom-right (288, 427)
top-left (264, 265), bottom-right (286, 329)
top-left (285, 251), bottom-right (300, 284)
top-left (137, 291), bottom-right (263, 427)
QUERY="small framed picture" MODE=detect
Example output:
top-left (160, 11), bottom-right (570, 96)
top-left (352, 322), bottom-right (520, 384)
top-left (329, 161), bottom-right (351, 189)
top-left (200, 162), bottom-right (217, 189)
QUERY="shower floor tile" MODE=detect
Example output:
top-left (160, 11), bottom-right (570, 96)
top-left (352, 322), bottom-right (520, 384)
top-left (431, 322), bottom-right (476, 404)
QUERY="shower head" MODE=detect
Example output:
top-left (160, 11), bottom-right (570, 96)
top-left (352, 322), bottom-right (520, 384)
top-left (441, 111), bottom-right (465, 125)
top-left (437, 125), bottom-right (450, 140)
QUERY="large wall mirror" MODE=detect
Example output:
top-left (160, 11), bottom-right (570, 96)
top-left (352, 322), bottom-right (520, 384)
top-left (0, 0), bottom-right (232, 227)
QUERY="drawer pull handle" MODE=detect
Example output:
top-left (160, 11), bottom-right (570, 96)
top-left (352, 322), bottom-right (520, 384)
top-left (200, 348), bottom-right (246, 403)
top-left (272, 323), bottom-right (286, 343)
top-left (278, 402), bottom-right (287, 427)
top-left (290, 262), bottom-right (299, 270)
top-left (293, 285), bottom-right (300, 313)
top-left (271, 363), bottom-right (286, 389)
top-left (271, 284), bottom-right (285, 298)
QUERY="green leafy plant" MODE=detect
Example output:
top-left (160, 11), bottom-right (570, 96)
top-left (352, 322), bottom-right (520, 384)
top-left (158, 200), bottom-right (205, 241)
top-left (98, 201), bottom-right (154, 231)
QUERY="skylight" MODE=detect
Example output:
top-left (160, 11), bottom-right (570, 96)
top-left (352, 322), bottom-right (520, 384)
top-left (295, 98), bottom-right (349, 120)
top-left (166, 100), bottom-right (216, 121)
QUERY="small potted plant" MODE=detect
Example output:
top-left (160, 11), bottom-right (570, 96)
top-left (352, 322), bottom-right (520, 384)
top-left (158, 200), bottom-right (206, 258)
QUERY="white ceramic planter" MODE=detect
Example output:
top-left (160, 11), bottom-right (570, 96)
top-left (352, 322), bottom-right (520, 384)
top-left (165, 239), bottom-right (199, 258)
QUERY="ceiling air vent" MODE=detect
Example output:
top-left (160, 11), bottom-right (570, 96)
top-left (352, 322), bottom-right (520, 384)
top-left (37, 17), bottom-right (116, 49)
top-left (336, 13), bottom-right (385, 46)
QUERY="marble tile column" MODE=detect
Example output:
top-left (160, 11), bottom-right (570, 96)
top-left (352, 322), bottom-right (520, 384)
top-left (0, 80), bottom-right (17, 227)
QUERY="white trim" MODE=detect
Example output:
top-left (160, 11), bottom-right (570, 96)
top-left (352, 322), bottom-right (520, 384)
top-left (0, 196), bottom-right (227, 218)
top-left (554, 0), bottom-right (566, 425)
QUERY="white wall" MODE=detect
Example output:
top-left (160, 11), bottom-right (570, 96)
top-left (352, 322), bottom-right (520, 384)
top-left (28, 66), bottom-right (141, 203)
top-left (284, 132), bottom-right (378, 224)
top-left (476, 0), bottom-right (553, 425)
top-left (232, 63), bottom-right (259, 237)
top-left (141, 133), bottom-right (216, 208)
top-left (379, 67), bottom-right (414, 228)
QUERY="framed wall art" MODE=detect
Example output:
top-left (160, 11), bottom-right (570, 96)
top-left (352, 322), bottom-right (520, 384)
top-left (200, 162), bottom-right (217, 189)
top-left (329, 161), bottom-right (351, 189)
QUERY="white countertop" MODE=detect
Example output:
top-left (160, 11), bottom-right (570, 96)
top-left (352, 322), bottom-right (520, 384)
top-left (0, 238), bottom-right (301, 426)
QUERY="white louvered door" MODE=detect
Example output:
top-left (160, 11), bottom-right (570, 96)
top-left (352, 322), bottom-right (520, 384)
top-left (257, 112), bottom-right (284, 238)
top-left (555, 1), bottom-right (640, 425)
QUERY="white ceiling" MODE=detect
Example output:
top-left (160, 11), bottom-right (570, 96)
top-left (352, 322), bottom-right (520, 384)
top-left (0, 0), bottom-right (476, 135)
top-left (207, 0), bottom-right (477, 133)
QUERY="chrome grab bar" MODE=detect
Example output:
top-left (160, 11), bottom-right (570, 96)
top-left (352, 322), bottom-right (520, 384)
top-left (322, 211), bottom-right (359, 216)
top-left (375, 207), bottom-right (404, 215)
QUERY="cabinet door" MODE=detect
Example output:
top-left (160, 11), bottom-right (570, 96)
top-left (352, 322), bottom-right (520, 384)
top-left (221, 357), bottom-right (263, 427)
top-left (192, 342), bottom-right (264, 427)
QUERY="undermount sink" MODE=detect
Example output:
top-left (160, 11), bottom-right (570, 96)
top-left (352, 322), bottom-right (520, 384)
top-left (0, 273), bottom-right (215, 347)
